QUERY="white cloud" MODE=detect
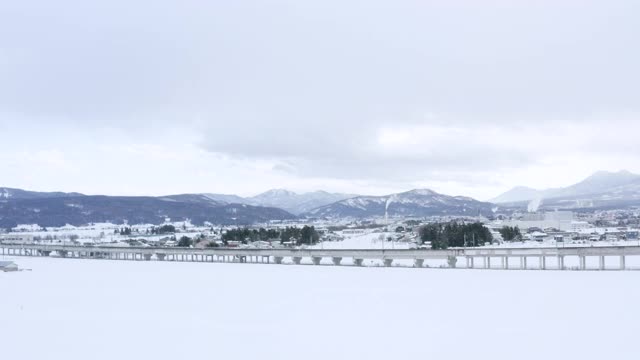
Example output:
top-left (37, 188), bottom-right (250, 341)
top-left (1, 0), bottom-right (639, 200)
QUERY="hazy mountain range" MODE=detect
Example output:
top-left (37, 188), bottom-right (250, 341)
top-left (0, 189), bottom-right (295, 228)
top-left (491, 170), bottom-right (640, 209)
top-left (202, 189), bottom-right (357, 215)
top-left (3, 170), bottom-right (640, 228)
top-left (305, 189), bottom-right (495, 218)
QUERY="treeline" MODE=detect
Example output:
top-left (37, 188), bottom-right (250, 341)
top-left (280, 226), bottom-right (320, 245)
top-left (419, 222), bottom-right (493, 249)
top-left (222, 226), bottom-right (320, 245)
top-left (150, 225), bottom-right (176, 235)
top-left (115, 225), bottom-right (177, 236)
top-left (115, 227), bottom-right (133, 235)
top-left (222, 228), bottom-right (280, 242)
top-left (499, 226), bottom-right (522, 242)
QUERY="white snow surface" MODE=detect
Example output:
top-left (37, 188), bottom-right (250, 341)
top-left (1, 257), bottom-right (639, 360)
top-left (312, 231), bottom-right (412, 250)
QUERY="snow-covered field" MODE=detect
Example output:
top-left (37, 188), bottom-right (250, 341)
top-left (1, 257), bottom-right (639, 360)
top-left (312, 231), bottom-right (413, 250)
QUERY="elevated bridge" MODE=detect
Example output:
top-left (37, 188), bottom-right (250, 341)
top-left (2, 243), bottom-right (639, 270)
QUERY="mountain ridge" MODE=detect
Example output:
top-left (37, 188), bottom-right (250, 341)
top-left (304, 188), bottom-right (494, 218)
top-left (0, 189), bottom-right (295, 228)
top-left (491, 170), bottom-right (640, 205)
top-left (203, 189), bottom-right (358, 215)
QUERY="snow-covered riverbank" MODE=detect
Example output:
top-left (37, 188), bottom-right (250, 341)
top-left (1, 257), bottom-right (639, 360)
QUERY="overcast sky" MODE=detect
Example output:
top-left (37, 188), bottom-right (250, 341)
top-left (1, 0), bottom-right (639, 200)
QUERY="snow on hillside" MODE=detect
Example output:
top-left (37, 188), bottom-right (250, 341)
top-left (0, 188), bottom-right (11, 198)
top-left (1, 257), bottom-right (639, 360)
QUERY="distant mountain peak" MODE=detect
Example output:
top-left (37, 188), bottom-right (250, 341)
top-left (403, 189), bottom-right (437, 196)
top-left (255, 189), bottom-right (297, 197)
top-left (586, 170), bottom-right (637, 180)
top-left (491, 170), bottom-right (640, 204)
top-left (305, 189), bottom-right (492, 218)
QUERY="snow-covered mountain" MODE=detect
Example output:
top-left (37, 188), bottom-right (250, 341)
top-left (201, 193), bottom-right (248, 204)
top-left (247, 189), bottom-right (357, 215)
top-left (491, 170), bottom-right (640, 207)
top-left (489, 186), bottom-right (547, 204)
top-left (201, 189), bottom-right (357, 215)
top-left (0, 187), bottom-right (84, 200)
top-left (0, 188), bottom-right (295, 228)
top-left (304, 189), bottom-right (494, 218)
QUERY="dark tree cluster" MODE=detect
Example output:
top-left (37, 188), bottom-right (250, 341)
top-left (499, 226), bottom-right (522, 242)
top-left (150, 225), bottom-right (176, 235)
top-left (177, 236), bottom-right (193, 247)
top-left (222, 226), bottom-right (319, 245)
top-left (419, 222), bottom-right (493, 250)
top-left (280, 226), bottom-right (320, 245)
top-left (115, 227), bottom-right (132, 236)
top-left (222, 228), bottom-right (280, 243)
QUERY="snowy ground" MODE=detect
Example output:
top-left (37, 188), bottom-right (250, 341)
top-left (312, 231), bottom-right (413, 250)
top-left (1, 257), bottom-right (639, 360)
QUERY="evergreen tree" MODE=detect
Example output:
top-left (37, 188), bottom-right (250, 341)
top-left (177, 236), bottom-right (193, 247)
top-left (420, 222), bottom-right (493, 249)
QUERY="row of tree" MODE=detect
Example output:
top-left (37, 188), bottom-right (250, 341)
top-left (222, 228), bottom-right (280, 242)
top-left (221, 226), bottom-right (320, 245)
top-left (115, 225), bottom-right (178, 236)
top-left (150, 225), bottom-right (176, 235)
top-left (115, 227), bottom-right (132, 236)
top-left (280, 226), bottom-right (320, 245)
top-left (419, 222), bottom-right (493, 249)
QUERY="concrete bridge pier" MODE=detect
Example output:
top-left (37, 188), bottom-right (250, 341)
top-left (621, 255), bottom-right (626, 270)
top-left (485, 257), bottom-right (491, 269)
top-left (312, 257), bottom-right (322, 265)
top-left (466, 257), bottom-right (475, 269)
top-left (353, 258), bottom-right (364, 267)
top-left (540, 256), bottom-right (547, 270)
top-left (292, 257), bottom-right (302, 265)
top-left (144, 254), bottom-right (152, 261)
top-left (558, 255), bottom-right (565, 270)
top-left (383, 259), bottom-right (393, 267)
top-left (332, 257), bottom-right (342, 266)
top-left (157, 254), bottom-right (166, 261)
top-left (504, 256), bottom-right (509, 269)
top-left (274, 256), bottom-right (284, 264)
top-left (414, 259), bottom-right (424, 268)
top-left (58, 250), bottom-right (68, 258)
top-left (579, 256), bottom-right (586, 270)
top-left (520, 256), bottom-right (528, 270)
top-left (599, 256), bottom-right (605, 270)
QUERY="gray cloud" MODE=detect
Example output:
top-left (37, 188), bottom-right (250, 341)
top-left (1, 0), bottom-right (639, 197)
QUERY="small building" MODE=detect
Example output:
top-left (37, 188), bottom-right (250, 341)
top-left (0, 234), bottom-right (34, 243)
top-left (0, 261), bottom-right (18, 272)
